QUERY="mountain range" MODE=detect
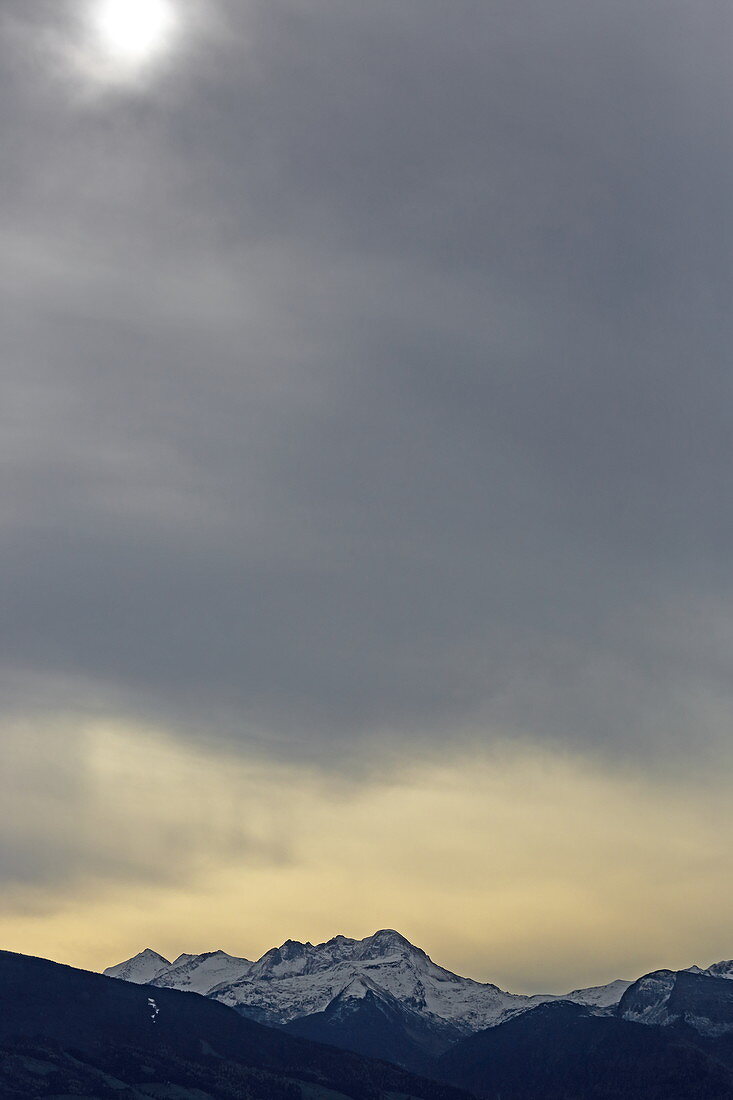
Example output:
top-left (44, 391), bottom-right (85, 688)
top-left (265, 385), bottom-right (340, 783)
top-left (104, 929), bottom-right (733, 1073)
top-left (104, 929), bottom-right (628, 1066)
top-left (3, 936), bottom-right (733, 1098)
top-left (0, 948), bottom-right (469, 1099)
top-left (4, 937), bottom-right (730, 1100)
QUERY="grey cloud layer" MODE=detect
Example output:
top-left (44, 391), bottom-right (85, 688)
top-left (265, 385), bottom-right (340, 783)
top-left (2, 0), bottom-right (732, 765)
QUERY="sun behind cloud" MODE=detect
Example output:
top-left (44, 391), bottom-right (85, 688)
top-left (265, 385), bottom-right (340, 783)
top-left (92, 0), bottom-right (176, 62)
top-left (72, 0), bottom-right (181, 86)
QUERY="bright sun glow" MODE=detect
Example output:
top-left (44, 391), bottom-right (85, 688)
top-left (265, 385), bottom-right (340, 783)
top-left (91, 0), bottom-right (176, 66)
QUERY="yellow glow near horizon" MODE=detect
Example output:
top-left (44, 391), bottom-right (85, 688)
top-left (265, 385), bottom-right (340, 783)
top-left (90, 0), bottom-right (177, 68)
top-left (1, 721), bottom-right (732, 993)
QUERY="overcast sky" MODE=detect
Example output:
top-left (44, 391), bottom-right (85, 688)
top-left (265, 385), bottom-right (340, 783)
top-left (1, 0), bottom-right (732, 989)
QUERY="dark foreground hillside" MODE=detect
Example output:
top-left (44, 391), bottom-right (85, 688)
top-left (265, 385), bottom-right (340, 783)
top-left (0, 950), bottom-right (472, 1100)
top-left (436, 1000), bottom-right (733, 1100)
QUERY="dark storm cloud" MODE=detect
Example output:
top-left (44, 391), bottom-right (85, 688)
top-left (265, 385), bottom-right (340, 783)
top-left (2, 0), bottom-right (732, 764)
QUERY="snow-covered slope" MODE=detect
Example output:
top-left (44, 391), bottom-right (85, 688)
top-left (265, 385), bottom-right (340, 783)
top-left (104, 929), bottom-right (630, 1035)
top-left (555, 978), bottom-right (633, 1010)
top-left (212, 929), bottom-right (535, 1031)
top-left (151, 950), bottom-right (252, 995)
top-left (618, 966), bottom-right (733, 1037)
top-left (704, 960), bottom-right (733, 981)
top-left (104, 948), bottom-right (251, 995)
top-left (103, 948), bottom-right (171, 985)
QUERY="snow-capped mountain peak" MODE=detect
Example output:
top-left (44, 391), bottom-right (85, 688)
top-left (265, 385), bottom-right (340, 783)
top-left (359, 929), bottom-right (415, 954)
top-left (104, 930), bottom-right (632, 1036)
top-left (151, 950), bottom-right (252, 995)
top-left (103, 948), bottom-right (252, 995)
top-left (248, 939), bottom-right (315, 980)
top-left (103, 949), bottom-right (170, 985)
top-left (205, 931), bottom-right (627, 1032)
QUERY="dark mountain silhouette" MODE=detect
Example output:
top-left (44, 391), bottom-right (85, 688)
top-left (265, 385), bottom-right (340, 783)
top-left (7, 945), bottom-right (733, 1099)
top-left (0, 949), bottom-right (472, 1100)
top-left (435, 1000), bottom-right (733, 1099)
